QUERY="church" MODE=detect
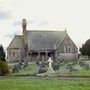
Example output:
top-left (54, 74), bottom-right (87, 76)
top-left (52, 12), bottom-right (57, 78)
top-left (7, 19), bottom-right (78, 62)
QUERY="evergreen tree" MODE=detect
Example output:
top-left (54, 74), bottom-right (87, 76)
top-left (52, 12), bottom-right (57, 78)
top-left (0, 45), bottom-right (6, 61)
top-left (80, 39), bottom-right (90, 56)
top-left (0, 45), bottom-right (9, 75)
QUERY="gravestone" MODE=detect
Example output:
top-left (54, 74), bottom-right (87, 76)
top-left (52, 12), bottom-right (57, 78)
top-left (38, 61), bottom-right (47, 73)
top-left (21, 62), bottom-right (28, 69)
top-left (17, 62), bottom-right (22, 70)
top-left (66, 64), bottom-right (79, 72)
top-left (12, 64), bottom-right (19, 73)
top-left (53, 63), bottom-right (59, 70)
top-left (59, 68), bottom-right (67, 76)
top-left (47, 57), bottom-right (54, 74)
top-left (84, 63), bottom-right (90, 70)
top-left (66, 64), bottom-right (73, 72)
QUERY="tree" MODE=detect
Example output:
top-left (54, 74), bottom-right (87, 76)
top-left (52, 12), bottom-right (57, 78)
top-left (79, 39), bottom-right (90, 56)
top-left (0, 45), bottom-right (9, 75)
top-left (0, 45), bottom-right (6, 61)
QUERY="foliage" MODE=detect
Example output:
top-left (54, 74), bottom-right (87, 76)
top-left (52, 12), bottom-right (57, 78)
top-left (0, 45), bottom-right (9, 75)
top-left (0, 45), bottom-right (6, 61)
top-left (0, 61), bottom-right (9, 76)
top-left (80, 39), bottom-right (90, 56)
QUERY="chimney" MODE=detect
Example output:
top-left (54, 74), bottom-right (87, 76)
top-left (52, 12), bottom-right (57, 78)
top-left (22, 19), bottom-right (27, 44)
top-left (65, 28), bottom-right (67, 33)
top-left (22, 19), bottom-right (27, 35)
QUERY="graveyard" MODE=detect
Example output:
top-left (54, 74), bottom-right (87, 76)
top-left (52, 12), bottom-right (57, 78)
top-left (1, 44), bottom-right (90, 90)
top-left (0, 58), bottom-right (90, 90)
top-left (1, 30), bottom-right (90, 90)
top-left (8, 58), bottom-right (90, 77)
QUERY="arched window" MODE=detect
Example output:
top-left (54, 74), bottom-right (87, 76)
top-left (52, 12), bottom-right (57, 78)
top-left (12, 52), bottom-right (15, 57)
top-left (64, 45), bottom-right (71, 53)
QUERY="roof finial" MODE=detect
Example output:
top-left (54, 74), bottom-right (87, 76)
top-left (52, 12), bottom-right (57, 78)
top-left (65, 28), bottom-right (67, 33)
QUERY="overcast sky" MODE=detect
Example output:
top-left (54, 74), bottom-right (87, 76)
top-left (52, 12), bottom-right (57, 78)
top-left (0, 0), bottom-right (90, 51)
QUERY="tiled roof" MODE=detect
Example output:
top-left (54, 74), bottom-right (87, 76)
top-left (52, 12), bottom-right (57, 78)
top-left (9, 35), bottom-right (24, 48)
top-left (26, 30), bottom-right (67, 50)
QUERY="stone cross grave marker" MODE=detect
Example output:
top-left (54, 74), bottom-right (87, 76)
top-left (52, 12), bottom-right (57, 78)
top-left (47, 57), bottom-right (54, 72)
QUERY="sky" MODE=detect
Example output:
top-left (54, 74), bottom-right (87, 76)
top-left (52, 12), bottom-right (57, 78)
top-left (0, 0), bottom-right (90, 52)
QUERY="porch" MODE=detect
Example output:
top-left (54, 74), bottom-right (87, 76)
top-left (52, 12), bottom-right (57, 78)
top-left (28, 51), bottom-right (55, 61)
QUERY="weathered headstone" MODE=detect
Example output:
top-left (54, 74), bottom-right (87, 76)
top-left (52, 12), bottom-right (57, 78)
top-left (18, 62), bottom-right (22, 70)
top-left (53, 63), bottom-right (59, 70)
top-left (38, 61), bottom-right (47, 73)
top-left (66, 65), bottom-right (73, 72)
top-left (21, 62), bottom-right (28, 69)
top-left (59, 68), bottom-right (67, 76)
top-left (12, 64), bottom-right (18, 73)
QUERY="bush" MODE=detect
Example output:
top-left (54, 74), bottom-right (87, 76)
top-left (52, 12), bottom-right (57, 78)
top-left (0, 61), bottom-right (9, 76)
top-left (0, 45), bottom-right (6, 61)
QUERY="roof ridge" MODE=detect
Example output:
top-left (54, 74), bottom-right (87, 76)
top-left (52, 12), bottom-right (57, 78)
top-left (26, 30), bottom-right (66, 32)
top-left (15, 35), bottom-right (22, 36)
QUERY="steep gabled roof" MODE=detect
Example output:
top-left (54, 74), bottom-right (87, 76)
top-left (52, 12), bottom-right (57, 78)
top-left (9, 35), bottom-right (24, 48)
top-left (26, 30), bottom-right (67, 50)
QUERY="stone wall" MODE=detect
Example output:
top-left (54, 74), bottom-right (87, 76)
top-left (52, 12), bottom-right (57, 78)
top-left (57, 35), bottom-right (78, 53)
top-left (7, 48), bottom-right (25, 63)
top-left (59, 53), bottom-right (78, 60)
top-left (55, 35), bottom-right (78, 60)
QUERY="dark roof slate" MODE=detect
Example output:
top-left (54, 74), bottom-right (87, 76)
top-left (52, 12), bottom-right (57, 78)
top-left (9, 35), bottom-right (24, 48)
top-left (26, 30), bottom-right (67, 50)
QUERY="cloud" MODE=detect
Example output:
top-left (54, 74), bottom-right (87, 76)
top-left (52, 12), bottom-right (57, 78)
top-left (0, 11), bottom-right (11, 20)
top-left (13, 20), bottom-right (21, 26)
top-left (27, 19), bottom-right (35, 24)
top-left (0, 7), bottom-right (3, 9)
top-left (5, 31), bottom-right (19, 38)
top-left (13, 19), bottom-right (35, 26)
top-left (39, 21), bottom-right (48, 26)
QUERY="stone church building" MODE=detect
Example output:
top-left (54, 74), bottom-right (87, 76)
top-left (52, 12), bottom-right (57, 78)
top-left (7, 19), bottom-right (78, 62)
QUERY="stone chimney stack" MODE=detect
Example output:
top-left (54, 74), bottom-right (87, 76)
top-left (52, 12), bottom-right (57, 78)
top-left (22, 19), bottom-right (27, 35)
top-left (22, 19), bottom-right (27, 44)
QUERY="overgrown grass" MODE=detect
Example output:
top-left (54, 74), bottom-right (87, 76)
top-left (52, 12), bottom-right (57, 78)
top-left (9, 62), bottom-right (90, 77)
top-left (10, 62), bottom-right (37, 75)
top-left (0, 77), bottom-right (90, 90)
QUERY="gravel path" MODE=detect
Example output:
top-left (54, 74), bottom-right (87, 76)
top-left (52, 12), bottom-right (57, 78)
top-left (20, 76), bottom-right (90, 81)
top-left (0, 75), bottom-right (90, 81)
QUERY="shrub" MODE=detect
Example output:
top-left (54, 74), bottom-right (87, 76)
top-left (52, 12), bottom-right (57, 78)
top-left (0, 61), bottom-right (9, 76)
top-left (0, 45), bottom-right (6, 61)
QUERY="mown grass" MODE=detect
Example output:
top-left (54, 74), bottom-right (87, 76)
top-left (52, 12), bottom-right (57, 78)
top-left (0, 77), bottom-right (90, 90)
top-left (1, 62), bottom-right (90, 90)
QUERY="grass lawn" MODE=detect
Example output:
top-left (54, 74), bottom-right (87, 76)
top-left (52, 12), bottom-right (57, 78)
top-left (0, 77), bottom-right (90, 90)
top-left (1, 62), bottom-right (90, 90)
